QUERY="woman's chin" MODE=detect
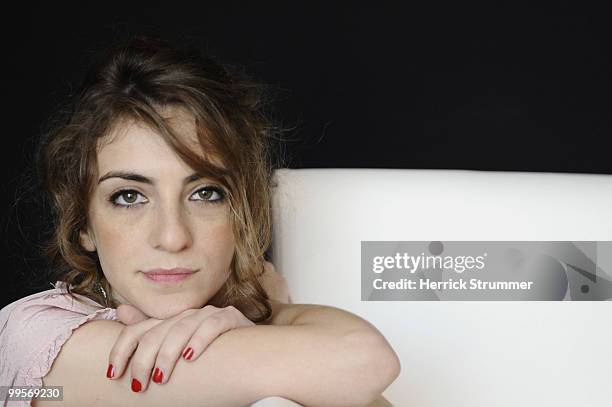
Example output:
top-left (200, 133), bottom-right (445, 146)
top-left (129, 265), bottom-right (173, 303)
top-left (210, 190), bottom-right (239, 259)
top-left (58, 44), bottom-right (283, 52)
top-left (145, 301), bottom-right (204, 320)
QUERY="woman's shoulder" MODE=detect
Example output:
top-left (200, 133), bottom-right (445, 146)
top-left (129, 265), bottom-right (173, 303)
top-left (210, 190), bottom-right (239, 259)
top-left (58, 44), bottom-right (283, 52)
top-left (0, 281), bottom-right (118, 333)
top-left (0, 281), bottom-right (117, 395)
top-left (260, 262), bottom-right (292, 304)
top-left (2, 281), bottom-right (113, 313)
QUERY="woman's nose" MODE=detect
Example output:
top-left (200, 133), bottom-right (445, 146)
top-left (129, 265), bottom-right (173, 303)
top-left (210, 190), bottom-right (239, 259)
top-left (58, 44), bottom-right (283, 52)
top-left (150, 204), bottom-right (193, 252)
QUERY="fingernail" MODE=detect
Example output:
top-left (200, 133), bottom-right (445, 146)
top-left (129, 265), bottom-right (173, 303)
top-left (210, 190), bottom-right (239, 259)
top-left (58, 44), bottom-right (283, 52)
top-left (153, 367), bottom-right (164, 383)
top-left (131, 378), bottom-right (142, 392)
top-left (182, 347), bottom-right (194, 360)
top-left (106, 363), bottom-right (114, 379)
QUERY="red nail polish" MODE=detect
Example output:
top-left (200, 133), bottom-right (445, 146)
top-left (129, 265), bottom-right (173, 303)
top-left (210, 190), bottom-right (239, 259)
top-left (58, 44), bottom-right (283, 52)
top-left (153, 367), bottom-right (164, 383)
top-left (182, 347), bottom-right (194, 360)
top-left (106, 364), bottom-right (114, 379)
top-left (131, 378), bottom-right (142, 392)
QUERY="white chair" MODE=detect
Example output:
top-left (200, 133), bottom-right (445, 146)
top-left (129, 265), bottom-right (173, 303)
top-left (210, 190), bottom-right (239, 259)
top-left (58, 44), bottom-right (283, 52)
top-left (270, 168), bottom-right (612, 407)
top-left (250, 396), bottom-right (303, 407)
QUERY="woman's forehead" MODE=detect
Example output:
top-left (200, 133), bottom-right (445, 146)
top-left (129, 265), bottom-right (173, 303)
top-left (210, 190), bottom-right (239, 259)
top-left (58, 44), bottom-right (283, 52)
top-left (100, 105), bottom-right (199, 148)
top-left (96, 109), bottom-right (224, 175)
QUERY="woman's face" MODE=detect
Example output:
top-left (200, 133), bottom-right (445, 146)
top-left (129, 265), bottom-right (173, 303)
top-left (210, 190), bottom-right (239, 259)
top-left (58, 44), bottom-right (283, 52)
top-left (79, 107), bottom-right (235, 319)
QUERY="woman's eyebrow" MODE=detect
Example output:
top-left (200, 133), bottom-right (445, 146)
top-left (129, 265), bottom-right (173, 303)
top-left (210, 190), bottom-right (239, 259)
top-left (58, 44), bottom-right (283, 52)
top-left (97, 171), bottom-right (203, 186)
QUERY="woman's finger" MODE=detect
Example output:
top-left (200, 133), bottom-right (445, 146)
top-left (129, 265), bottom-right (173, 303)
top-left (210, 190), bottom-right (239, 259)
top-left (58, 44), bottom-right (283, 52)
top-left (148, 306), bottom-right (227, 385)
top-left (107, 308), bottom-right (198, 382)
top-left (107, 317), bottom-right (163, 380)
top-left (124, 308), bottom-right (209, 392)
top-left (128, 323), bottom-right (171, 392)
top-left (181, 306), bottom-right (255, 363)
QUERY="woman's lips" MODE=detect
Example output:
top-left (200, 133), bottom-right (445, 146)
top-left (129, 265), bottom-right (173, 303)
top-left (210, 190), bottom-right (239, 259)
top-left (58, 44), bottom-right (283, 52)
top-left (143, 268), bottom-right (197, 283)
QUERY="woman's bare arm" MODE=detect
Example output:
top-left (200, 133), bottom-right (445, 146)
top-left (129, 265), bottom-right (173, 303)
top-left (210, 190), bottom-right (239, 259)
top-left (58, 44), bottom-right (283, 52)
top-left (36, 319), bottom-right (270, 406)
top-left (262, 300), bottom-right (400, 405)
top-left (259, 267), bottom-right (399, 405)
top-left (35, 299), bottom-right (399, 407)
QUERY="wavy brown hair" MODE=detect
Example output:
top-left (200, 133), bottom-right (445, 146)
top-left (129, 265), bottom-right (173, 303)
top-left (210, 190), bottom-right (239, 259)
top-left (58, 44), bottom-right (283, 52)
top-left (34, 35), bottom-right (291, 323)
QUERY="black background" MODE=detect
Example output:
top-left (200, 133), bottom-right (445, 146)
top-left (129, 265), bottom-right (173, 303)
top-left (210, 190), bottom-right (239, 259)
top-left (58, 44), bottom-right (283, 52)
top-left (2, 2), bottom-right (611, 306)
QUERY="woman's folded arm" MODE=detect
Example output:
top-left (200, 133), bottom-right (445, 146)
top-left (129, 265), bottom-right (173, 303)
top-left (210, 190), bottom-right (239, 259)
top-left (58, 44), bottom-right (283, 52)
top-left (36, 301), bottom-right (399, 407)
top-left (262, 300), bottom-right (401, 406)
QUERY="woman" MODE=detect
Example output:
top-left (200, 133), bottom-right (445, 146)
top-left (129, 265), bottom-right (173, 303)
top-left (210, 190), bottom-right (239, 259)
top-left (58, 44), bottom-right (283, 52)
top-left (0, 35), bottom-right (400, 406)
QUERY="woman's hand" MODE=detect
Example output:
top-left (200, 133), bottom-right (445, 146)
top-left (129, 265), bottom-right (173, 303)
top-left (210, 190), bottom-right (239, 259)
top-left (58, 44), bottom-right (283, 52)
top-left (108, 303), bottom-right (256, 393)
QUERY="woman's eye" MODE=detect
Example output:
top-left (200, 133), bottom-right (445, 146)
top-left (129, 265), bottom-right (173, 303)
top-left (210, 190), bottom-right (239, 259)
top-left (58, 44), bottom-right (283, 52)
top-left (192, 187), bottom-right (225, 204)
top-left (110, 190), bottom-right (147, 208)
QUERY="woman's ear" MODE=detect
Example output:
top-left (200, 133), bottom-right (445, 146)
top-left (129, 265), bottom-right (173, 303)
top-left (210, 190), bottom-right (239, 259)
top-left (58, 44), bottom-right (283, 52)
top-left (79, 228), bottom-right (97, 252)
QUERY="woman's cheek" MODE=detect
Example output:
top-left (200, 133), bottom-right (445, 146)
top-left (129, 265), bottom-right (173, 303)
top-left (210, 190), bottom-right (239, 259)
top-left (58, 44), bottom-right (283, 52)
top-left (98, 224), bottom-right (137, 261)
top-left (95, 223), bottom-right (140, 285)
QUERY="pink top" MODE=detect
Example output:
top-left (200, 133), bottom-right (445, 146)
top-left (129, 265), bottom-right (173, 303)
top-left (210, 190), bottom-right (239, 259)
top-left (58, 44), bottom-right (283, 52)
top-left (0, 281), bottom-right (117, 407)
